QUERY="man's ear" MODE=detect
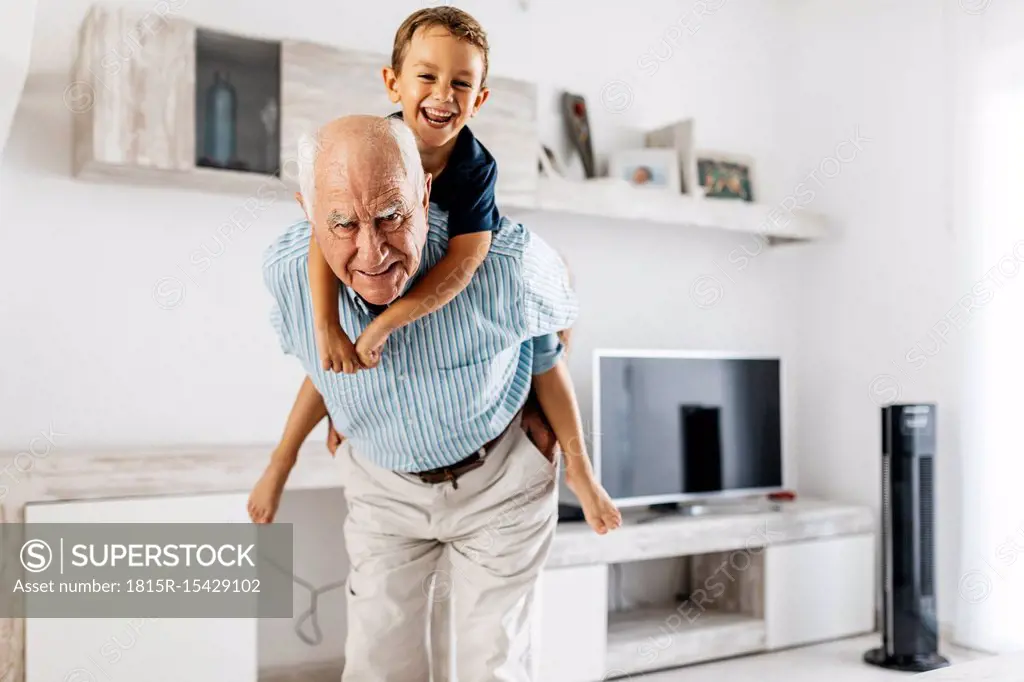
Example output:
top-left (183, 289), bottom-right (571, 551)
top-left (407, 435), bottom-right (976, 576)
top-left (294, 192), bottom-right (312, 223)
top-left (421, 173), bottom-right (433, 212)
top-left (469, 86), bottom-right (490, 118)
top-left (382, 66), bottom-right (401, 104)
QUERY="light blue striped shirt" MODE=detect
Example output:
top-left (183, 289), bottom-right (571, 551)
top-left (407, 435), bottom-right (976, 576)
top-left (263, 209), bottom-right (579, 472)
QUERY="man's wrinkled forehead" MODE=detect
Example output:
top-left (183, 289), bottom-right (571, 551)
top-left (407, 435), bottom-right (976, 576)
top-left (317, 143), bottom-right (411, 213)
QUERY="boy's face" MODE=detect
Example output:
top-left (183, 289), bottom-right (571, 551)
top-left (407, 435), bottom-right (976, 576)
top-left (384, 26), bottom-right (490, 149)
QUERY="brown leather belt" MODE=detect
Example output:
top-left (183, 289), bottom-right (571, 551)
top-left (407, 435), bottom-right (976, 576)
top-left (415, 433), bottom-right (502, 488)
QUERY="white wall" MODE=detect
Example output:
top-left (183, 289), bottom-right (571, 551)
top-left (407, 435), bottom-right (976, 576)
top-left (0, 0), bottom-right (35, 155)
top-left (780, 0), bottom-right (971, 636)
top-left (1, 0), bottom-right (804, 450)
top-left (3, 0), bottom-right (846, 670)
top-left (949, 0), bottom-right (1024, 653)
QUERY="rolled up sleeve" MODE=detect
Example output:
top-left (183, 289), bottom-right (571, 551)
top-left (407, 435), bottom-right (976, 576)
top-left (530, 333), bottom-right (563, 375)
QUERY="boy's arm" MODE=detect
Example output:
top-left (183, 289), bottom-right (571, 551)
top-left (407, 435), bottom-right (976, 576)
top-left (357, 152), bottom-right (499, 365)
top-left (270, 376), bottom-right (331, 470)
top-left (309, 234), bottom-right (361, 373)
top-left (308, 234), bottom-right (339, 333)
top-left (357, 232), bottom-right (491, 362)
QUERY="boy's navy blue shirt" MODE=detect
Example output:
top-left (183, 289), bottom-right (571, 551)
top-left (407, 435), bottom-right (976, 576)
top-left (389, 111), bottom-right (501, 237)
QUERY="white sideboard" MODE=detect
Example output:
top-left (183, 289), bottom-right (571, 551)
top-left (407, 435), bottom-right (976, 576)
top-left (0, 445), bottom-right (874, 682)
top-left (23, 493), bottom-right (258, 682)
top-left (20, 495), bottom-right (875, 682)
top-left (540, 499), bottom-right (876, 680)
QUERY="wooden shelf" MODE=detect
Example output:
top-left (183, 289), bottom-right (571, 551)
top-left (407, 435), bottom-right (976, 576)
top-left (504, 176), bottom-right (828, 243)
top-left (70, 5), bottom-right (831, 244)
top-left (606, 606), bottom-right (766, 677)
top-left (71, 6), bottom-right (539, 205)
top-left (547, 498), bottom-right (874, 569)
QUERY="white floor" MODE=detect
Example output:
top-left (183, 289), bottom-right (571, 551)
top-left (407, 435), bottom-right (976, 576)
top-left (263, 633), bottom-right (989, 682)
top-left (628, 634), bottom-right (989, 681)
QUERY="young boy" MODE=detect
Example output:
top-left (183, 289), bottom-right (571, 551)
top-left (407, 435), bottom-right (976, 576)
top-left (250, 7), bottom-right (620, 534)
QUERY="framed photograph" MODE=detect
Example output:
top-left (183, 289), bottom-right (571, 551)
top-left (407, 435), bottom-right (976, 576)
top-left (608, 149), bottom-right (681, 191)
top-left (696, 152), bottom-right (756, 201)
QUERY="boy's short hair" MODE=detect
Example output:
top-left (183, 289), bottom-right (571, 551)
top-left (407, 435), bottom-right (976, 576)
top-left (391, 6), bottom-right (490, 86)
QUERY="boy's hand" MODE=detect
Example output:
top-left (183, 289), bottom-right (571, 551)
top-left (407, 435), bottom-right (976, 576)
top-left (326, 417), bottom-right (344, 456)
top-left (315, 324), bottom-right (362, 374)
top-left (355, 320), bottom-right (391, 369)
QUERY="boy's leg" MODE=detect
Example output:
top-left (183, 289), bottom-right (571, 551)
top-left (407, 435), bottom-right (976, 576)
top-left (444, 418), bottom-right (559, 681)
top-left (519, 325), bottom-right (573, 458)
top-left (339, 442), bottom-right (443, 682)
top-left (519, 390), bottom-right (557, 458)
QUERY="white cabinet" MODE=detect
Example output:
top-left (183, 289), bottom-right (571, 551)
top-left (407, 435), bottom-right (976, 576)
top-left (764, 533), bottom-right (876, 650)
top-left (24, 493), bottom-right (258, 682)
top-left (535, 565), bottom-right (608, 682)
top-left (70, 6), bottom-right (539, 201)
top-left (72, 6), bottom-right (197, 177)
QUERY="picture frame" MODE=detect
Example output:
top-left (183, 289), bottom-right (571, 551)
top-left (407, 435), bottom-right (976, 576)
top-left (608, 149), bottom-right (681, 191)
top-left (644, 119), bottom-right (699, 196)
top-left (695, 151), bottom-right (756, 202)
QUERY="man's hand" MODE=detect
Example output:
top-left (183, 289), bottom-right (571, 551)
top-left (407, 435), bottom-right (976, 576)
top-left (326, 417), bottom-right (344, 456)
top-left (521, 395), bottom-right (557, 462)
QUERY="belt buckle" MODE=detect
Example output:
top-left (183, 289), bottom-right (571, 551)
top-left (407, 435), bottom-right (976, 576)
top-left (443, 469), bottom-right (459, 490)
top-left (417, 467), bottom-right (458, 489)
top-left (418, 445), bottom-right (488, 488)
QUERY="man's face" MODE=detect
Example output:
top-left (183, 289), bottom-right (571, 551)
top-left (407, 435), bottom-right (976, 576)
top-left (311, 145), bottom-right (431, 306)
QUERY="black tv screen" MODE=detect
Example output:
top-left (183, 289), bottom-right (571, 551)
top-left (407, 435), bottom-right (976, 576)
top-left (595, 353), bottom-right (784, 505)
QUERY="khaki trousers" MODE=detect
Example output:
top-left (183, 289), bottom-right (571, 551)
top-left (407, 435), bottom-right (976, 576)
top-left (339, 416), bottom-right (559, 682)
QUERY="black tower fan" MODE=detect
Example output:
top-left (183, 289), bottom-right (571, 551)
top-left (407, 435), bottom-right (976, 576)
top-left (864, 404), bottom-right (949, 672)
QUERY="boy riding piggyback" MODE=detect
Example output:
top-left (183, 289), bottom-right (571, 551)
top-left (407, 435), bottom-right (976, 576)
top-left (250, 6), bottom-right (621, 535)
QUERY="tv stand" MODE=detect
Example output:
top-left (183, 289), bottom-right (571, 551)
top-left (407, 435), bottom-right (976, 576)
top-left (536, 498), bottom-right (876, 682)
top-left (640, 498), bottom-right (783, 521)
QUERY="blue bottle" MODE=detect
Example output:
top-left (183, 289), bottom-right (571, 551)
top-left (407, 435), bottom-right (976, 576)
top-left (204, 71), bottom-right (237, 167)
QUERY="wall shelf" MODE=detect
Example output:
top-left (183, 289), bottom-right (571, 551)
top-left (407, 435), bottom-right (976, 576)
top-left (70, 4), bottom-right (830, 243)
top-left (504, 176), bottom-right (827, 243)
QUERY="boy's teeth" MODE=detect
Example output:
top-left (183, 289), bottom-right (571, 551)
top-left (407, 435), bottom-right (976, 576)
top-left (423, 108), bottom-right (454, 122)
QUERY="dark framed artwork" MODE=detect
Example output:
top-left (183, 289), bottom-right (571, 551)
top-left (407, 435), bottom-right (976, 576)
top-left (696, 154), bottom-right (755, 201)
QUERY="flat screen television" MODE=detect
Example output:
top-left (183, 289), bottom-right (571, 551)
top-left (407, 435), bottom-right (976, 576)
top-left (593, 350), bottom-right (786, 507)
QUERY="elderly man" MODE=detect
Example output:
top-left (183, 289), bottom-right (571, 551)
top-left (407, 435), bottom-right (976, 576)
top-left (258, 115), bottom-right (580, 681)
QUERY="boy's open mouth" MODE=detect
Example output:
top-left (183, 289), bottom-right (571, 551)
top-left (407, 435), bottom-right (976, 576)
top-left (421, 107), bottom-right (457, 128)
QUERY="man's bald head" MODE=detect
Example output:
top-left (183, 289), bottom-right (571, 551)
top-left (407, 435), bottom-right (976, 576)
top-left (295, 115), bottom-right (432, 306)
top-left (297, 115), bottom-right (424, 223)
